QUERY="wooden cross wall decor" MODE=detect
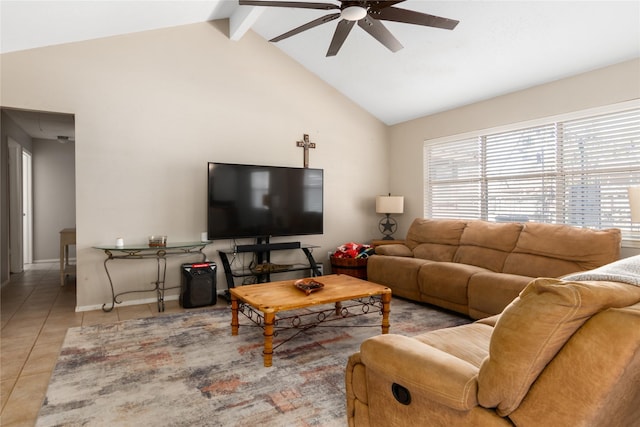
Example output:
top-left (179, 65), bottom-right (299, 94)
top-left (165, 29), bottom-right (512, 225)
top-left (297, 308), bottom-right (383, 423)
top-left (296, 134), bottom-right (316, 168)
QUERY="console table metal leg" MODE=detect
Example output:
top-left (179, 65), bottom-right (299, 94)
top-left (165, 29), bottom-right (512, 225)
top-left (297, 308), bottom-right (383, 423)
top-left (156, 254), bottom-right (167, 312)
top-left (101, 256), bottom-right (117, 312)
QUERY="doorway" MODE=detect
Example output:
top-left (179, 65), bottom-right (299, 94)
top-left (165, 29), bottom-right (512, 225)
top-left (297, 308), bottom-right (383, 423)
top-left (3, 108), bottom-right (75, 277)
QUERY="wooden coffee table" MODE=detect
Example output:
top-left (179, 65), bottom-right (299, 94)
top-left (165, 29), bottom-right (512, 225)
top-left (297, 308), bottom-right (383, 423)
top-left (230, 274), bottom-right (392, 367)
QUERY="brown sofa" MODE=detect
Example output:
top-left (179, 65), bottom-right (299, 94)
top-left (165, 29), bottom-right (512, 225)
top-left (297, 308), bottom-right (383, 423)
top-left (346, 273), bottom-right (640, 426)
top-left (368, 218), bottom-right (621, 319)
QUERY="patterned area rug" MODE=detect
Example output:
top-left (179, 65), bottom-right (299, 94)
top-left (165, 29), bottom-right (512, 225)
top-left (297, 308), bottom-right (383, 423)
top-left (37, 297), bottom-right (470, 426)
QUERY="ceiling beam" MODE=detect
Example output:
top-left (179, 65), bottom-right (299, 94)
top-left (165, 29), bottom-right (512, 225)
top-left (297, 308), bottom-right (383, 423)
top-left (229, 6), bottom-right (263, 41)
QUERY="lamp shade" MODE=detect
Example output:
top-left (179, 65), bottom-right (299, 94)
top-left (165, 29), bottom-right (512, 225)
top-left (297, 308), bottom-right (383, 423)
top-left (629, 186), bottom-right (640, 223)
top-left (376, 196), bottom-right (404, 214)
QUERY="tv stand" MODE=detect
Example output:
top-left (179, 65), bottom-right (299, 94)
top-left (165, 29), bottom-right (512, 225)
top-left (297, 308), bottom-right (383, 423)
top-left (234, 241), bottom-right (301, 253)
top-left (218, 238), bottom-right (320, 297)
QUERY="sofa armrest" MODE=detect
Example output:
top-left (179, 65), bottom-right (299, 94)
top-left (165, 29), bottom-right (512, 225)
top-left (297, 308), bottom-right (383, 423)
top-left (374, 244), bottom-right (413, 257)
top-left (360, 334), bottom-right (479, 411)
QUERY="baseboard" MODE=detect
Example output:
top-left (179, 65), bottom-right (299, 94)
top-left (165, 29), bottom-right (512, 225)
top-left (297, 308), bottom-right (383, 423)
top-left (32, 258), bottom-right (59, 264)
top-left (31, 258), bottom-right (77, 264)
top-left (76, 294), bottom-right (180, 312)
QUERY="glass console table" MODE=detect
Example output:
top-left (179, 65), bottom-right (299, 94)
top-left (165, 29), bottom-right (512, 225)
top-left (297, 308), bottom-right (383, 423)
top-left (94, 242), bottom-right (208, 312)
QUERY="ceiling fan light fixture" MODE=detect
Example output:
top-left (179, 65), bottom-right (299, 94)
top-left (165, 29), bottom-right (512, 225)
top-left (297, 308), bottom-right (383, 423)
top-left (341, 5), bottom-right (367, 21)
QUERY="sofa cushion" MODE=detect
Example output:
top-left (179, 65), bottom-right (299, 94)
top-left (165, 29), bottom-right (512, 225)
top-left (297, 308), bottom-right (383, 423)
top-left (413, 322), bottom-right (493, 368)
top-left (502, 223), bottom-right (621, 277)
top-left (477, 277), bottom-right (640, 416)
top-left (467, 272), bottom-right (533, 319)
top-left (418, 262), bottom-right (489, 310)
top-left (454, 221), bottom-right (523, 272)
top-left (367, 255), bottom-right (430, 301)
top-left (374, 244), bottom-right (413, 257)
top-left (412, 242), bottom-right (459, 262)
top-left (509, 302), bottom-right (640, 427)
top-left (404, 218), bottom-right (466, 261)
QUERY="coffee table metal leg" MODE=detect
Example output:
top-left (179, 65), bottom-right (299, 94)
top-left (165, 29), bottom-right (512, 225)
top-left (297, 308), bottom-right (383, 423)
top-left (381, 291), bottom-right (391, 334)
top-left (231, 297), bottom-right (239, 336)
top-left (263, 311), bottom-right (275, 367)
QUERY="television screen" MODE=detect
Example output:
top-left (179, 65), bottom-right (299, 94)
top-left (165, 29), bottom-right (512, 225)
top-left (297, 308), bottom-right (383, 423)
top-left (208, 163), bottom-right (323, 240)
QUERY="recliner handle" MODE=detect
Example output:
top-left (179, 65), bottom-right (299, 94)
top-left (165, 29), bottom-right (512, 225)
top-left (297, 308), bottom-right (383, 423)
top-left (392, 383), bottom-right (412, 405)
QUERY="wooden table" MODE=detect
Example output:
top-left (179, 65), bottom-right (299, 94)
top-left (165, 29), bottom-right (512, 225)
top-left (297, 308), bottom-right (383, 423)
top-left (230, 274), bottom-right (391, 367)
top-left (59, 228), bottom-right (76, 286)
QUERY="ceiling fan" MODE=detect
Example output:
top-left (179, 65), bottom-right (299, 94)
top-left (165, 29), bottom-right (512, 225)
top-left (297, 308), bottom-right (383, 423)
top-left (239, 0), bottom-right (459, 57)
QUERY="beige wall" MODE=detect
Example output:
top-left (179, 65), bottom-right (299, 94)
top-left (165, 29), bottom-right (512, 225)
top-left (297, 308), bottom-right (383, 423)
top-left (389, 59), bottom-right (640, 245)
top-left (1, 21), bottom-right (389, 309)
top-left (2, 19), bottom-right (637, 306)
top-left (32, 139), bottom-right (76, 261)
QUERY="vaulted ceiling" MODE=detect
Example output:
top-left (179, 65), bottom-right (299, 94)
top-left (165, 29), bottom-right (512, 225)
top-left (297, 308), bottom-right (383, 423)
top-left (2, 0), bottom-right (639, 129)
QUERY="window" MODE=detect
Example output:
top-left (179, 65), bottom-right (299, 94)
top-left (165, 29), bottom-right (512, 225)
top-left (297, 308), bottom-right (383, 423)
top-left (424, 105), bottom-right (640, 239)
top-left (303, 169), bottom-right (323, 213)
top-left (251, 171), bottom-right (270, 209)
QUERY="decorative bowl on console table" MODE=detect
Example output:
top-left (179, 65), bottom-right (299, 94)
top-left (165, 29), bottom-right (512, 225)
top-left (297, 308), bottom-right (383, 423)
top-left (148, 235), bottom-right (167, 247)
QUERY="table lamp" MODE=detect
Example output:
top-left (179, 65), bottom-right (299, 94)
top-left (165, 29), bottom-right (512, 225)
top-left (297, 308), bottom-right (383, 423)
top-left (376, 194), bottom-right (404, 240)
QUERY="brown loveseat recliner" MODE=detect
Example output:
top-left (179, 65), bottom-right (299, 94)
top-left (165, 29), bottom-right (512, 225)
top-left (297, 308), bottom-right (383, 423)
top-left (368, 219), bottom-right (621, 319)
top-left (346, 257), bottom-right (640, 426)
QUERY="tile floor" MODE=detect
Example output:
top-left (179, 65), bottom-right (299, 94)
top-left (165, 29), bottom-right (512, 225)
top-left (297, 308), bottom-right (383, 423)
top-left (0, 262), bottom-right (196, 426)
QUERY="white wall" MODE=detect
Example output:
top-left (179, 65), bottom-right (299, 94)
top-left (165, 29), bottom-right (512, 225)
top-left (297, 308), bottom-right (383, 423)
top-left (0, 20), bottom-right (390, 309)
top-left (389, 58), bottom-right (640, 254)
top-left (32, 139), bottom-right (76, 261)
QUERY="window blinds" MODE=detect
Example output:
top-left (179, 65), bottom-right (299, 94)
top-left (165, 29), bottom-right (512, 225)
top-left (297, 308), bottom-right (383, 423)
top-left (424, 107), bottom-right (640, 238)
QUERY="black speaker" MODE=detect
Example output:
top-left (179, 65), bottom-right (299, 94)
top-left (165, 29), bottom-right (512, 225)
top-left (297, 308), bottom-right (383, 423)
top-left (180, 262), bottom-right (217, 308)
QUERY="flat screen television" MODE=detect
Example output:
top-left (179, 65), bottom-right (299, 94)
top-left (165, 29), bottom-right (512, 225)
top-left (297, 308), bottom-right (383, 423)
top-left (207, 162), bottom-right (323, 240)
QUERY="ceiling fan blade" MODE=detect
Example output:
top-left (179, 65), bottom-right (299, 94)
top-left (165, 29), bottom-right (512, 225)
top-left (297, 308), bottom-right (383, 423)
top-left (367, 0), bottom-right (407, 11)
top-left (326, 20), bottom-right (356, 57)
top-left (270, 13), bottom-right (340, 42)
top-left (357, 15), bottom-right (403, 52)
top-left (239, 0), bottom-right (339, 10)
top-left (372, 6), bottom-right (459, 30)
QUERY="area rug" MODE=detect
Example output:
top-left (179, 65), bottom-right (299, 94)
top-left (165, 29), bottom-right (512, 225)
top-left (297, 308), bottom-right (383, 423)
top-left (37, 297), bottom-right (470, 426)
